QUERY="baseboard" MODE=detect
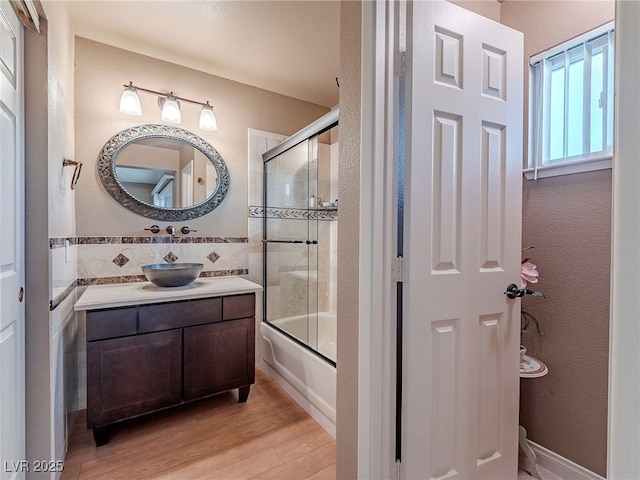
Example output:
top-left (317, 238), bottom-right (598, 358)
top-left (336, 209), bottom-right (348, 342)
top-left (528, 440), bottom-right (606, 480)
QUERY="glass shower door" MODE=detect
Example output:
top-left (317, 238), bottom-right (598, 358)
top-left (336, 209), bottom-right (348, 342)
top-left (263, 137), bottom-right (319, 352)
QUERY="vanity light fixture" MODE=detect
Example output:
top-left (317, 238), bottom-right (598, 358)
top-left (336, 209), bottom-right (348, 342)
top-left (119, 83), bottom-right (142, 116)
top-left (159, 94), bottom-right (181, 124)
top-left (119, 81), bottom-right (218, 132)
top-left (199, 102), bottom-right (218, 132)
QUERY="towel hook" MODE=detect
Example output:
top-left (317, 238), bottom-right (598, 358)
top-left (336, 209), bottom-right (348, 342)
top-left (62, 158), bottom-right (83, 190)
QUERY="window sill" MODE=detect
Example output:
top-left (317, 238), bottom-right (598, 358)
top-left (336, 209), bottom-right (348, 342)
top-left (523, 156), bottom-right (612, 180)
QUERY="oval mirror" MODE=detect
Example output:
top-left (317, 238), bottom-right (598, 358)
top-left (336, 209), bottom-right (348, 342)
top-left (98, 124), bottom-right (229, 221)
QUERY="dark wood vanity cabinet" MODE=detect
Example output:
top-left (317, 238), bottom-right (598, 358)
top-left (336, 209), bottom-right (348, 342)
top-left (183, 317), bottom-right (255, 401)
top-left (87, 329), bottom-right (182, 428)
top-left (86, 293), bottom-right (255, 446)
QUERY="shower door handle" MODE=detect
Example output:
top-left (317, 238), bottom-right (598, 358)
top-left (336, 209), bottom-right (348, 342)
top-left (261, 239), bottom-right (318, 245)
top-left (262, 239), bottom-right (305, 244)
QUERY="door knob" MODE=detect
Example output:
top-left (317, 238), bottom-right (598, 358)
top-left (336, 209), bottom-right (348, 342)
top-left (504, 283), bottom-right (545, 299)
top-left (504, 283), bottom-right (524, 299)
top-left (18, 287), bottom-right (24, 302)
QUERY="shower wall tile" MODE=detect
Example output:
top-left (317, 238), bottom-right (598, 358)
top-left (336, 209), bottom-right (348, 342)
top-left (248, 252), bottom-right (263, 285)
top-left (330, 143), bottom-right (339, 201)
top-left (249, 129), bottom-right (286, 206)
top-left (330, 222), bottom-right (338, 313)
top-left (248, 217), bottom-right (263, 254)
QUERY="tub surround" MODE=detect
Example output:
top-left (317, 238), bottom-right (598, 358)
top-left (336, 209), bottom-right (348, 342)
top-left (75, 276), bottom-right (261, 310)
top-left (261, 321), bottom-right (336, 438)
top-left (255, 115), bottom-right (339, 440)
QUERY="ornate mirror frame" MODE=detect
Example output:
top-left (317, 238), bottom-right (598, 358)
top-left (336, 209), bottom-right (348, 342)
top-left (98, 124), bottom-right (230, 221)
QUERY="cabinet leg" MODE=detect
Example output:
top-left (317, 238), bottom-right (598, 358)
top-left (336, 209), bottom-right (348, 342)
top-left (92, 426), bottom-right (109, 446)
top-left (238, 386), bottom-right (250, 403)
top-left (518, 425), bottom-right (541, 480)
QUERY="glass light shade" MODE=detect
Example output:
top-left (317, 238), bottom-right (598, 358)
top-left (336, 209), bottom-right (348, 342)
top-left (119, 88), bottom-right (142, 116)
top-left (160, 97), bottom-right (182, 124)
top-left (199, 105), bottom-right (218, 131)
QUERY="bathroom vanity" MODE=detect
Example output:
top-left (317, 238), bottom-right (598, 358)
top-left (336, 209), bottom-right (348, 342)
top-left (75, 277), bottom-right (262, 446)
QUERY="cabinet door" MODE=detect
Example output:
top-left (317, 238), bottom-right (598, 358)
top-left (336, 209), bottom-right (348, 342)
top-left (183, 318), bottom-right (255, 401)
top-left (87, 330), bottom-right (182, 428)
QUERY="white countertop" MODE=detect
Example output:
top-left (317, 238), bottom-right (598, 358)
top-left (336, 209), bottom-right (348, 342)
top-left (75, 276), bottom-right (262, 311)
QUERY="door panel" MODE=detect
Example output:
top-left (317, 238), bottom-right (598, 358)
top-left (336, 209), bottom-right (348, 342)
top-left (403, 2), bottom-right (523, 478)
top-left (263, 136), bottom-right (320, 352)
top-left (0, 2), bottom-right (24, 478)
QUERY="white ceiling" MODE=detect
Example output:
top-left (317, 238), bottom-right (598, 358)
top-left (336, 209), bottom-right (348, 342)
top-left (68, 0), bottom-right (341, 108)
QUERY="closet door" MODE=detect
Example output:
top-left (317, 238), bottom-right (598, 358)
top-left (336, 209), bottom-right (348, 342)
top-left (0, 2), bottom-right (25, 478)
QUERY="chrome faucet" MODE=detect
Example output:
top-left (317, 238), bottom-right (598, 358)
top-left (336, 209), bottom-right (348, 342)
top-left (166, 226), bottom-right (177, 236)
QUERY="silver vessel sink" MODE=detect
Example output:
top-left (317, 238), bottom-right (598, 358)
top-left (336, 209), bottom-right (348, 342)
top-left (142, 263), bottom-right (204, 287)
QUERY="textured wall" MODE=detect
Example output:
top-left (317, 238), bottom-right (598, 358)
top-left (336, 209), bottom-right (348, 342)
top-left (25, 17), bottom-right (53, 474)
top-left (26, 0), bottom-right (79, 471)
top-left (501, 2), bottom-right (614, 476)
top-left (448, 0), bottom-right (500, 21)
top-left (336, 1), bottom-right (360, 478)
top-left (520, 171), bottom-right (611, 476)
top-left (46, 4), bottom-right (76, 239)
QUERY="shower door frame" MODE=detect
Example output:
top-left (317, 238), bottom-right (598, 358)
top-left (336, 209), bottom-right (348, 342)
top-left (261, 109), bottom-right (339, 366)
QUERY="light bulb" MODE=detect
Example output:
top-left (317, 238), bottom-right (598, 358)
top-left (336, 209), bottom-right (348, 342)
top-left (119, 83), bottom-right (142, 116)
top-left (199, 103), bottom-right (218, 131)
top-left (160, 95), bottom-right (181, 124)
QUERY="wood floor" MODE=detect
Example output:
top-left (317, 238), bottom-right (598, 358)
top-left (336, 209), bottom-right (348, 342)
top-left (61, 368), bottom-right (336, 480)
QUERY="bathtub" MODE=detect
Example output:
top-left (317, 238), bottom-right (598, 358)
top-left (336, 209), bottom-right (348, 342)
top-left (260, 312), bottom-right (336, 438)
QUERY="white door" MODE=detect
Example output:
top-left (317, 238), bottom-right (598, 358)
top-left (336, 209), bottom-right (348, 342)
top-left (403, 2), bottom-right (523, 479)
top-left (181, 160), bottom-right (193, 207)
top-left (0, 1), bottom-right (25, 479)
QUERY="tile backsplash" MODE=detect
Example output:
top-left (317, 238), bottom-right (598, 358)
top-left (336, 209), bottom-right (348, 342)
top-left (49, 235), bottom-right (250, 309)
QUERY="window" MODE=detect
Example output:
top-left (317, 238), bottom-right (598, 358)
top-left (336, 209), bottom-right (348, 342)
top-left (526, 22), bottom-right (614, 179)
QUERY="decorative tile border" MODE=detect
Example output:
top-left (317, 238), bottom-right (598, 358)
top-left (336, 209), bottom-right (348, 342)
top-left (49, 237), bottom-right (77, 249)
top-left (76, 269), bottom-right (248, 287)
top-left (50, 280), bottom-right (78, 311)
top-left (249, 206), bottom-right (338, 221)
top-left (50, 235), bottom-right (248, 249)
top-left (74, 236), bottom-right (249, 245)
top-left (49, 235), bottom-right (250, 310)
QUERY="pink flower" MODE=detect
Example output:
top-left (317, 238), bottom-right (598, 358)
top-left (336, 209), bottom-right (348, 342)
top-left (521, 261), bottom-right (539, 289)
